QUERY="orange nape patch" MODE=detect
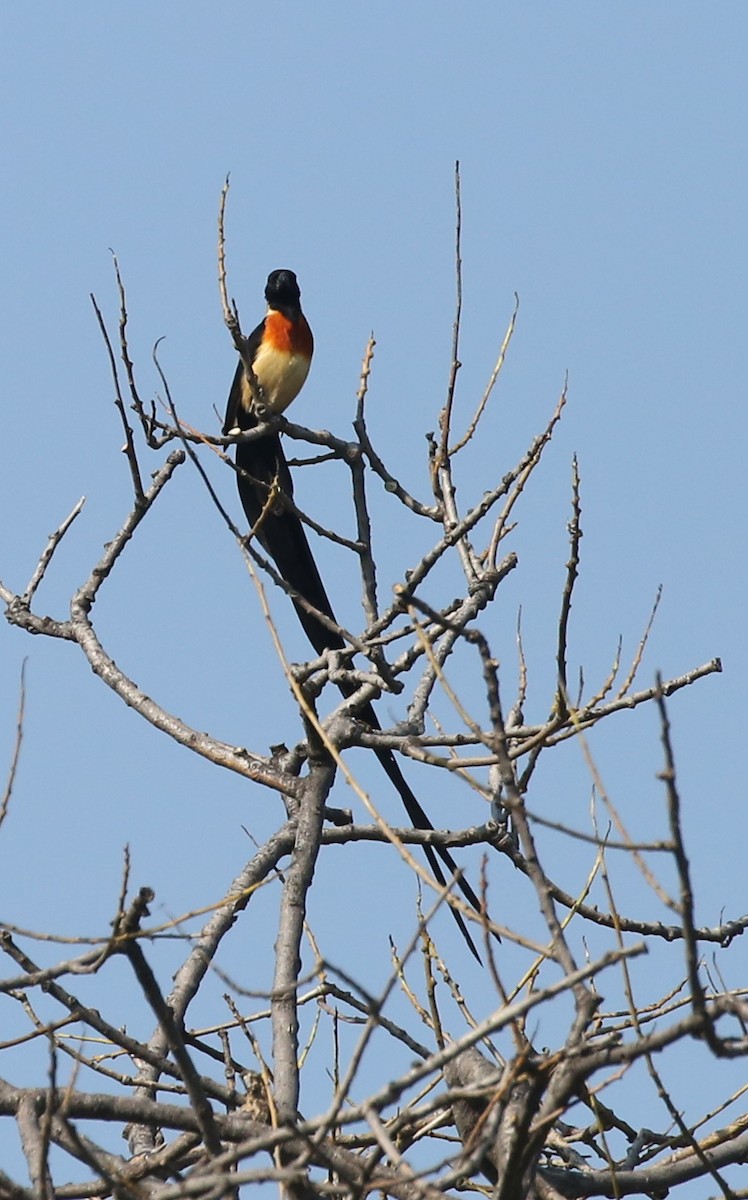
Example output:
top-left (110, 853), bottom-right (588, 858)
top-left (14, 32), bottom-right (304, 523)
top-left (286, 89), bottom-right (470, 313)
top-left (263, 310), bottom-right (314, 358)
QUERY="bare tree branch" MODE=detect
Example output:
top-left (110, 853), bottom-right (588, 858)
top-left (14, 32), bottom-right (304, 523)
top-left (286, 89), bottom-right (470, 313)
top-left (1, 197), bottom-right (740, 1199)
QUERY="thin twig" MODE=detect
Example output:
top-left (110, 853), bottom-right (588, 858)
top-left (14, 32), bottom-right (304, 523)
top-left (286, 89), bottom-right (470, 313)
top-left (21, 498), bottom-right (86, 605)
top-left (0, 659), bottom-right (27, 832)
top-left (449, 293), bottom-right (520, 457)
top-left (555, 454), bottom-right (582, 718)
top-left (617, 585), bottom-right (663, 699)
top-left (438, 159), bottom-right (463, 465)
top-left (90, 289), bottom-right (144, 501)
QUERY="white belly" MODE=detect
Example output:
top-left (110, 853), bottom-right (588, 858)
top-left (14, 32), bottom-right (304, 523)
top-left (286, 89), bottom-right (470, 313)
top-left (250, 343), bottom-right (311, 413)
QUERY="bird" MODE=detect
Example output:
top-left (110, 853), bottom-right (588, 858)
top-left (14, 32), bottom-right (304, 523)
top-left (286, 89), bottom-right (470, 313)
top-left (224, 269), bottom-right (490, 960)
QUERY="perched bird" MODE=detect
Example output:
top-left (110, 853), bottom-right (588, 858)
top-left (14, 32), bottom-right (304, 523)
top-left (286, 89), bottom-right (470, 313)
top-left (224, 269), bottom-right (490, 959)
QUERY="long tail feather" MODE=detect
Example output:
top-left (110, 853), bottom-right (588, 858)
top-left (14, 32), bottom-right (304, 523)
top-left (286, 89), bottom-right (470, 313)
top-left (236, 435), bottom-right (490, 959)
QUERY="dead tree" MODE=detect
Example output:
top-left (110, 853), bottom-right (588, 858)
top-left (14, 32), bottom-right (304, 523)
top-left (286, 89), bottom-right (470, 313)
top-left (1, 186), bottom-right (744, 1199)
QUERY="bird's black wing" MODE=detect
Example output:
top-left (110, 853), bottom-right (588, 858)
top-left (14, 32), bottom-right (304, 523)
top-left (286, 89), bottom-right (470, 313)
top-left (227, 366), bottom-right (340, 654)
top-left (223, 321), bottom-right (266, 437)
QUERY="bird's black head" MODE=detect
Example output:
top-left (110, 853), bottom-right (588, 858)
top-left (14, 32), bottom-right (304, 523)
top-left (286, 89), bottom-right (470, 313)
top-left (265, 269), bottom-right (301, 310)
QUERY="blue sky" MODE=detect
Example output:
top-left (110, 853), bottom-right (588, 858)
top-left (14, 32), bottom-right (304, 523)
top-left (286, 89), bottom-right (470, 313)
top-left (1, 3), bottom-right (746, 1186)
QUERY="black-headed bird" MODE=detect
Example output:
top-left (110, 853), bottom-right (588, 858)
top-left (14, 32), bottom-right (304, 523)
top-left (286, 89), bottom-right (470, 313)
top-left (224, 269), bottom-right (489, 959)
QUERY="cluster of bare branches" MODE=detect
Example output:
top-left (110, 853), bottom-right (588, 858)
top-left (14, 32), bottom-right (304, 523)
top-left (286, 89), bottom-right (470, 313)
top-left (1, 179), bottom-right (745, 1199)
